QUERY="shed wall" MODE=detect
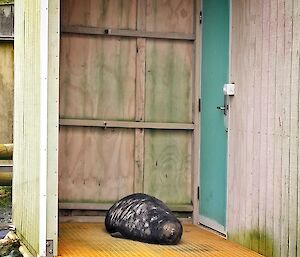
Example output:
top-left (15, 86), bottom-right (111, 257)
top-left (14, 0), bottom-right (59, 255)
top-left (47, 0), bottom-right (59, 255)
top-left (228, 1), bottom-right (300, 257)
top-left (13, 0), bottom-right (40, 254)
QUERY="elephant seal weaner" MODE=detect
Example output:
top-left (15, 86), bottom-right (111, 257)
top-left (105, 193), bottom-right (183, 245)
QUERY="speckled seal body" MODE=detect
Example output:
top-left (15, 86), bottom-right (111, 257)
top-left (105, 193), bottom-right (183, 245)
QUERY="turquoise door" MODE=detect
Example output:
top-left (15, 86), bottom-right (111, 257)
top-left (200, 0), bottom-right (229, 233)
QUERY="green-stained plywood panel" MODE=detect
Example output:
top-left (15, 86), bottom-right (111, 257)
top-left (60, 36), bottom-right (136, 121)
top-left (145, 40), bottom-right (193, 123)
top-left (145, 0), bottom-right (193, 34)
top-left (60, 0), bottom-right (137, 121)
top-left (59, 127), bottom-right (135, 203)
top-left (144, 130), bottom-right (192, 205)
top-left (200, 0), bottom-right (229, 230)
top-left (61, 0), bottom-right (137, 30)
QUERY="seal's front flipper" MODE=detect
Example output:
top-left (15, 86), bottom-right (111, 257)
top-left (110, 232), bottom-right (124, 239)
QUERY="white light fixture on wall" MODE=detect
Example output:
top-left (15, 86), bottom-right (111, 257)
top-left (223, 83), bottom-right (235, 96)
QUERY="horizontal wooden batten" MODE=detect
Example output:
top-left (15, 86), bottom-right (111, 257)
top-left (59, 216), bottom-right (193, 224)
top-left (59, 202), bottom-right (194, 212)
top-left (0, 36), bottom-right (14, 41)
top-left (59, 118), bottom-right (195, 130)
top-left (61, 25), bottom-right (195, 41)
top-left (59, 216), bottom-right (105, 223)
top-left (0, 164), bottom-right (13, 173)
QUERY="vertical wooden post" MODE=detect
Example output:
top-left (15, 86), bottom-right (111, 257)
top-left (192, 0), bottom-right (201, 224)
top-left (134, 0), bottom-right (146, 193)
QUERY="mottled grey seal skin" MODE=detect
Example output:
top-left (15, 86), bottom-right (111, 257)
top-left (105, 193), bottom-right (183, 245)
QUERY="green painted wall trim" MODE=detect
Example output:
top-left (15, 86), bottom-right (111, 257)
top-left (200, 0), bottom-right (229, 228)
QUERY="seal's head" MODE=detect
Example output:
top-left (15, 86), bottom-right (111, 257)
top-left (158, 220), bottom-right (183, 245)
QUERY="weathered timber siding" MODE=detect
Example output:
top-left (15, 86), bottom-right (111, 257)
top-left (0, 42), bottom-right (13, 146)
top-left (13, 0), bottom-right (40, 254)
top-left (47, 0), bottom-right (59, 255)
top-left (0, 3), bottom-right (14, 160)
top-left (228, 1), bottom-right (300, 257)
top-left (0, 4), bottom-right (13, 37)
top-left (14, 0), bottom-right (59, 255)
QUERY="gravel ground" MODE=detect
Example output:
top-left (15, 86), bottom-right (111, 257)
top-left (0, 187), bottom-right (23, 256)
top-left (0, 186), bottom-right (12, 225)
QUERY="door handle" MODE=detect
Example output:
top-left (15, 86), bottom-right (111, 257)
top-left (217, 104), bottom-right (228, 115)
top-left (217, 95), bottom-right (228, 115)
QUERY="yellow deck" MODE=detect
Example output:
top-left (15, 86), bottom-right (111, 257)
top-left (58, 223), bottom-right (262, 257)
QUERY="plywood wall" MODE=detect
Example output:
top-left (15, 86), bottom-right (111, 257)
top-left (228, 1), bottom-right (300, 257)
top-left (60, 0), bottom-right (138, 204)
top-left (59, 0), bottom-right (195, 209)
